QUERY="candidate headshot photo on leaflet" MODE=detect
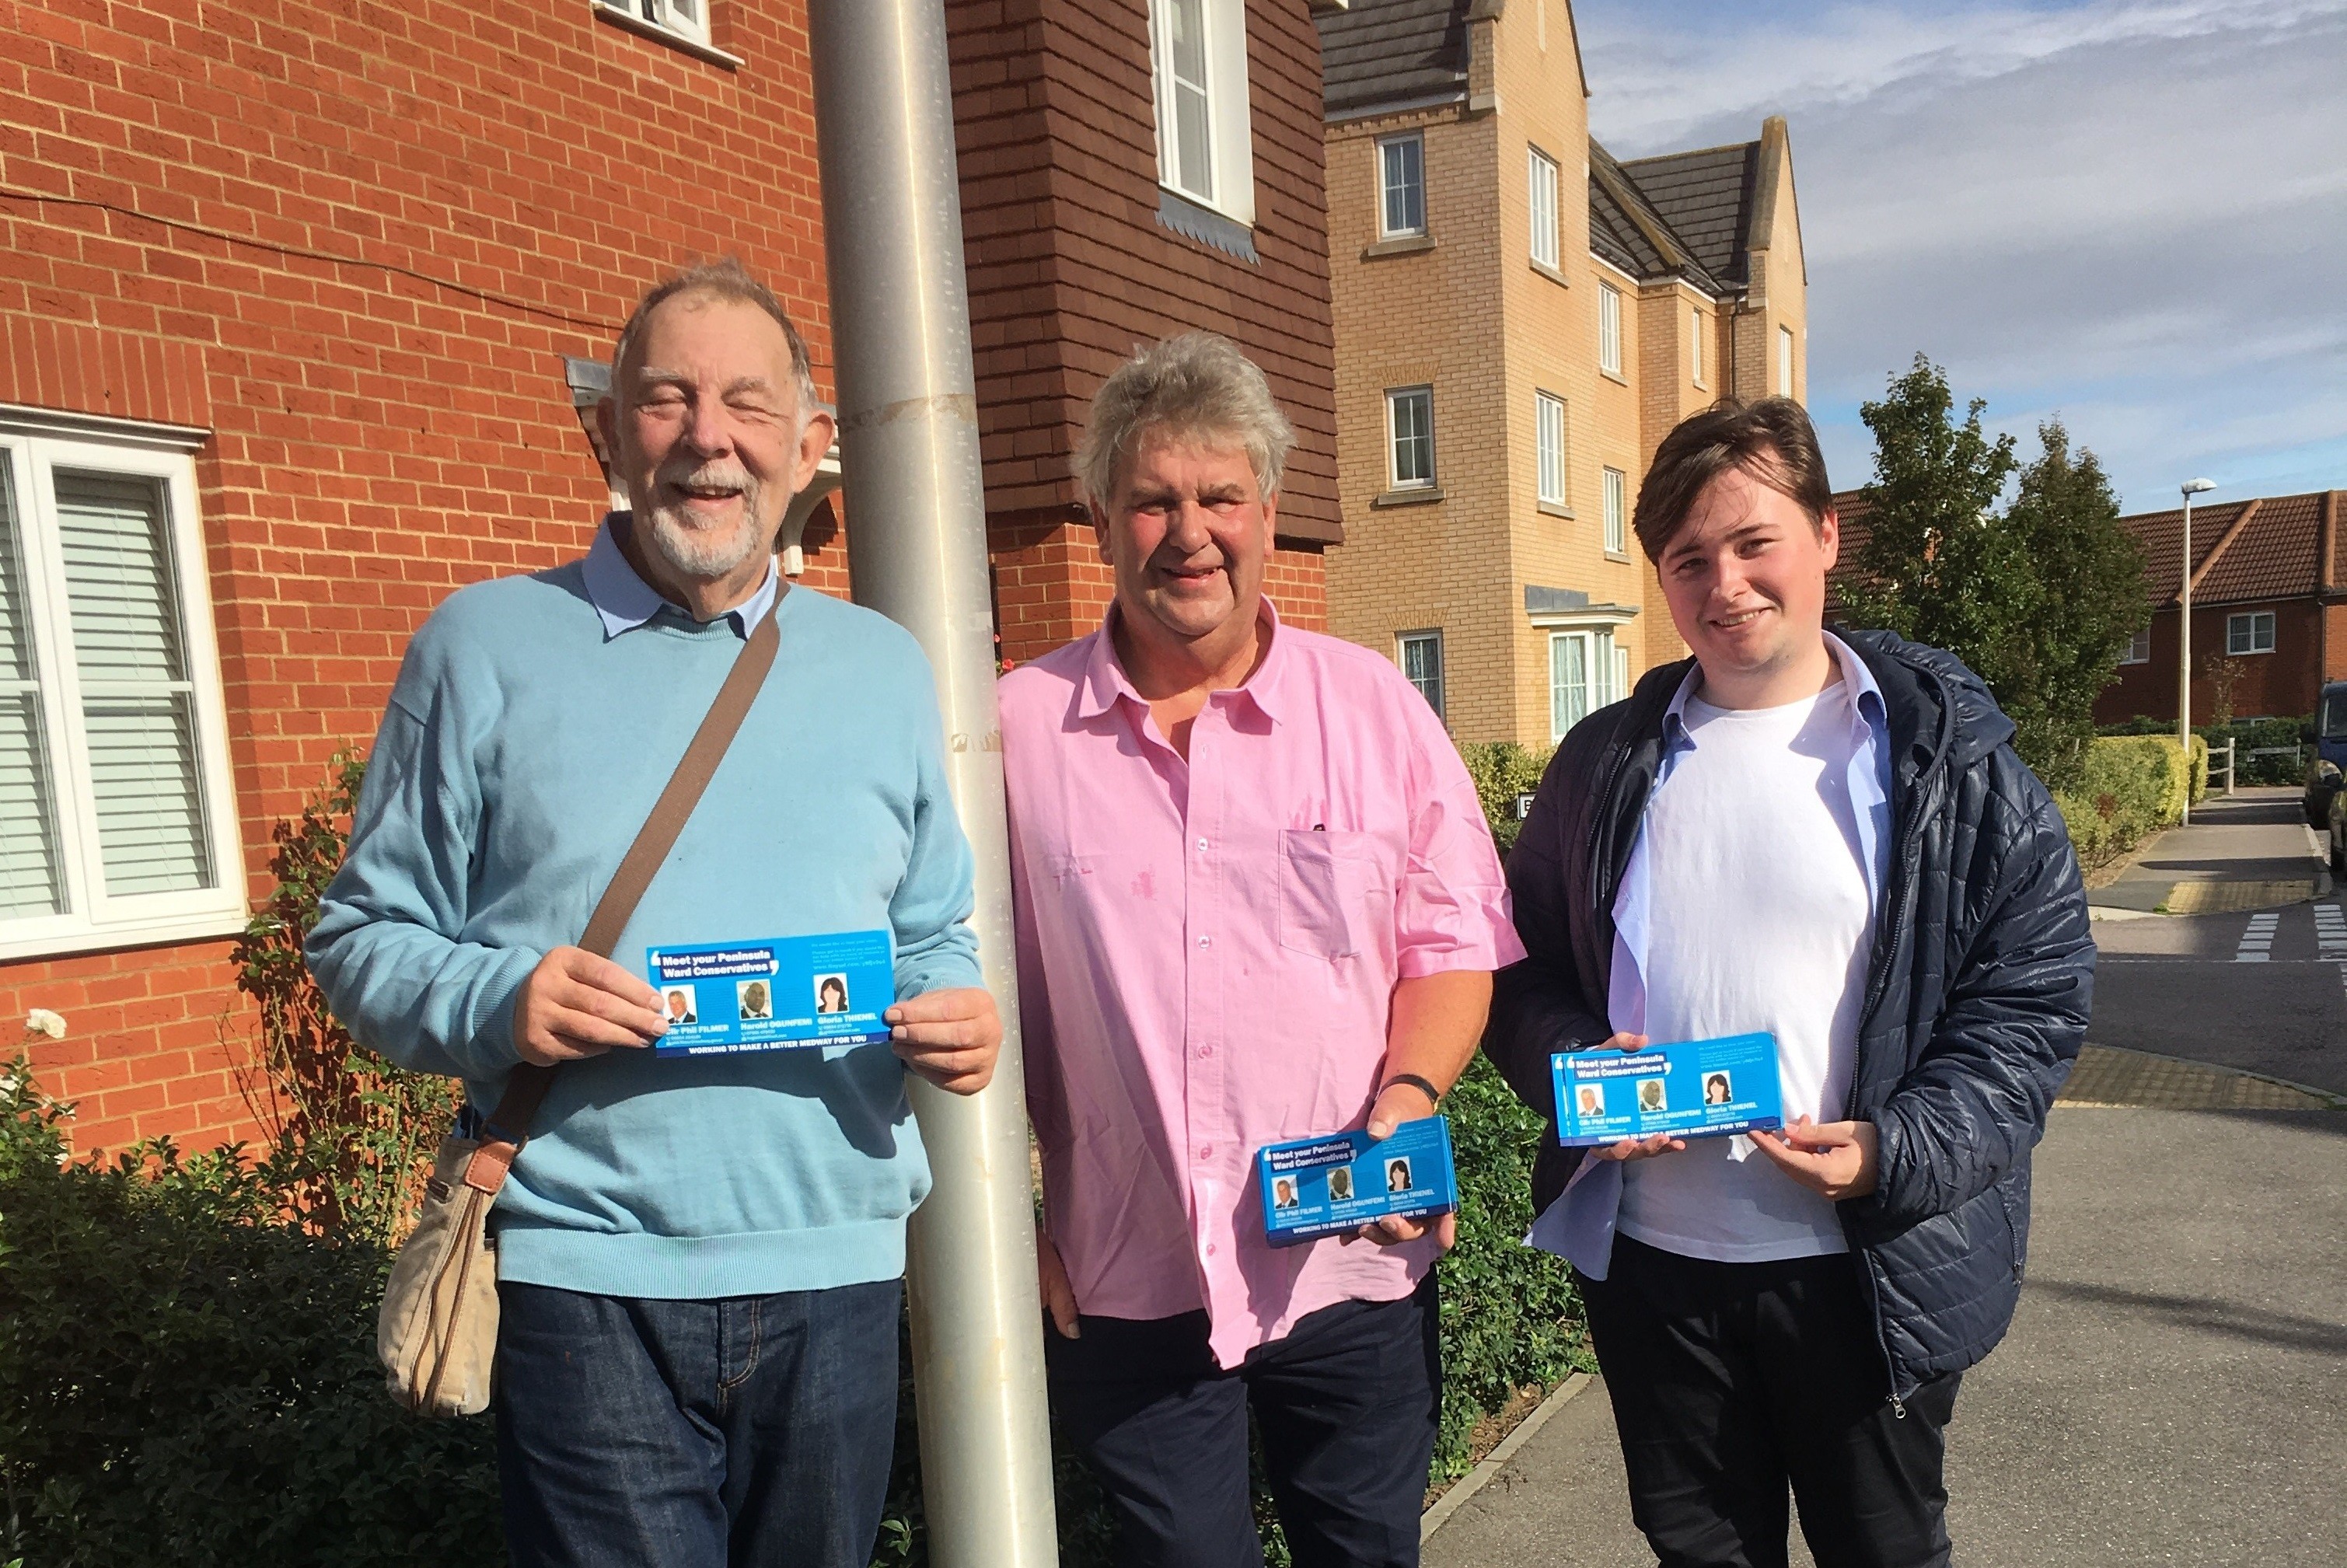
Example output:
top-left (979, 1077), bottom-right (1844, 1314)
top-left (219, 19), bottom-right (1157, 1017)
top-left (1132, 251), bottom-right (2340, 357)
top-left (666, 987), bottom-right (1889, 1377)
top-left (816, 973), bottom-right (850, 1014)
top-left (1705, 1071), bottom-right (1733, 1107)
top-left (737, 978), bottom-right (774, 1021)
top-left (1386, 1158), bottom-right (1413, 1194)
top-left (665, 987), bottom-right (697, 1025)
top-left (1328, 1167), bottom-right (1355, 1203)
top-left (1577, 1084), bottom-right (1605, 1119)
top-left (1638, 1077), bottom-right (1667, 1113)
top-left (1273, 1176), bottom-right (1297, 1210)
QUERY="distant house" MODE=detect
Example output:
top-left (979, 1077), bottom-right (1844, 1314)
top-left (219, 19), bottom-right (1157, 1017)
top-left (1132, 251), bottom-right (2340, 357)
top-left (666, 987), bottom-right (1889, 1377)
top-left (1830, 489), bottom-right (2347, 724)
top-left (2096, 490), bottom-right (2347, 724)
top-left (1317, 0), bottom-right (1807, 746)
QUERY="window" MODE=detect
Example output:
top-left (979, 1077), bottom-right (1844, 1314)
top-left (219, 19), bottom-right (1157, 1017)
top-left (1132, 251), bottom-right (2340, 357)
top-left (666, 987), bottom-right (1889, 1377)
top-left (598, 0), bottom-right (711, 48)
top-left (1150, 0), bottom-right (1255, 224)
top-left (1378, 134), bottom-right (1425, 238)
top-left (1528, 147), bottom-right (1559, 271)
top-left (1535, 393), bottom-right (1567, 508)
top-left (1386, 388), bottom-right (1434, 489)
top-left (1603, 467), bottom-right (1628, 555)
top-left (0, 430), bottom-right (240, 959)
top-left (1689, 307), bottom-right (1705, 386)
top-left (1549, 628), bottom-right (1625, 739)
top-left (1778, 324), bottom-right (1794, 395)
top-left (1598, 284), bottom-right (1622, 375)
top-left (2227, 611), bottom-right (2276, 655)
top-left (1399, 631), bottom-right (1444, 721)
top-left (2118, 629), bottom-right (2151, 665)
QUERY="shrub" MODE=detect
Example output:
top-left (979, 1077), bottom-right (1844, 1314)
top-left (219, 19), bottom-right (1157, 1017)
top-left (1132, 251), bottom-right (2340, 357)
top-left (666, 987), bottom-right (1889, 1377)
top-left (1458, 741), bottom-right (1555, 858)
top-left (2054, 735), bottom-right (2206, 868)
top-left (0, 1063), bottom-right (503, 1567)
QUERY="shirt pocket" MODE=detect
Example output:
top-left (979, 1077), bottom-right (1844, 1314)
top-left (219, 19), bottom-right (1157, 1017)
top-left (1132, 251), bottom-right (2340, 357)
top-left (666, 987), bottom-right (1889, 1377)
top-left (1277, 829), bottom-right (1388, 961)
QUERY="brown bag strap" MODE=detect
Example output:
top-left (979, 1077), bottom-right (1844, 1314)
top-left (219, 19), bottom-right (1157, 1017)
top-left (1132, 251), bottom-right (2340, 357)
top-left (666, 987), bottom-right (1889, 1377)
top-left (464, 599), bottom-right (783, 1189)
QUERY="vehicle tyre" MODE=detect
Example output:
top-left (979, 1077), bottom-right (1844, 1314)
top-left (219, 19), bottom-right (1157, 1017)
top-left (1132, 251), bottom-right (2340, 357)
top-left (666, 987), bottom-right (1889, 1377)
top-left (2332, 823), bottom-right (2345, 878)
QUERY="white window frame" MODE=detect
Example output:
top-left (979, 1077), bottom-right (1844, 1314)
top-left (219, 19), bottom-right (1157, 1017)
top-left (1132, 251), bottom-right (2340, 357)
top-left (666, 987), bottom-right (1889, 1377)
top-left (1778, 324), bottom-right (1794, 395)
top-left (1528, 145), bottom-right (1559, 271)
top-left (1689, 306), bottom-right (1705, 387)
top-left (1149, 0), bottom-right (1256, 225)
top-left (1386, 387), bottom-right (1435, 490)
top-left (0, 427), bottom-right (243, 960)
top-left (1598, 284), bottom-right (1622, 375)
top-left (1377, 132), bottom-right (1426, 239)
top-left (599, 0), bottom-right (711, 49)
top-left (1603, 466), bottom-right (1629, 555)
top-left (2118, 629), bottom-right (2151, 665)
top-left (1535, 392), bottom-right (1567, 508)
top-left (1398, 630), bottom-right (1444, 721)
top-left (1549, 627), bottom-right (1628, 740)
top-left (2227, 611), bottom-right (2276, 656)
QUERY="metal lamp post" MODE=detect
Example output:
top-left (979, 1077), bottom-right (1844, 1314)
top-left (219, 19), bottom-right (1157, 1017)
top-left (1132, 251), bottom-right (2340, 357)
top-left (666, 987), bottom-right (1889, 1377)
top-left (2178, 477), bottom-right (2216, 825)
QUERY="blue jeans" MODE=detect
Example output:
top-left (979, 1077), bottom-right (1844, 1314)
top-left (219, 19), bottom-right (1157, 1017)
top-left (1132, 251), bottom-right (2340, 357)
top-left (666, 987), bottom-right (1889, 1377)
top-left (494, 1277), bottom-right (902, 1568)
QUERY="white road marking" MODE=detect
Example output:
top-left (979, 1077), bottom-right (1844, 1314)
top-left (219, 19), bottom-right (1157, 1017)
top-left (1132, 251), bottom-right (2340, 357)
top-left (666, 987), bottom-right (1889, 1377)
top-left (2235, 912), bottom-right (2281, 963)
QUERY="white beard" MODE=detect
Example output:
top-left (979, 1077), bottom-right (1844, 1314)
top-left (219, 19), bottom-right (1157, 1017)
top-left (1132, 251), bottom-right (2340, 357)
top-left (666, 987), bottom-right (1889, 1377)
top-left (639, 461), bottom-right (770, 578)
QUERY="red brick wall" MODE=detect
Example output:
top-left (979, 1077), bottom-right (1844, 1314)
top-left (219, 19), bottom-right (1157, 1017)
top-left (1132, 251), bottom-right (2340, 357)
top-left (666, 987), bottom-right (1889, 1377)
top-left (2094, 599), bottom-right (2322, 725)
top-left (945, 0), bottom-right (1339, 665)
top-left (1, 0), bottom-right (833, 1152)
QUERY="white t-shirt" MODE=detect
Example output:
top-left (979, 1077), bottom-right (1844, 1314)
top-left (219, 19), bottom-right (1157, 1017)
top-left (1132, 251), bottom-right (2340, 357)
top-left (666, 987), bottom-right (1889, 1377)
top-left (1616, 676), bottom-right (1875, 1262)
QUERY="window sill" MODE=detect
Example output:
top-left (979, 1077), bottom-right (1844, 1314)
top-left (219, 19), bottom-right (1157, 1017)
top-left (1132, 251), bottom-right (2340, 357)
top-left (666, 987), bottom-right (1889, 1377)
top-left (591, 2), bottom-right (742, 69)
top-left (1537, 501), bottom-right (1574, 519)
top-left (1605, 550), bottom-right (1633, 564)
top-left (1364, 233), bottom-right (1435, 260)
top-left (1158, 187), bottom-right (1259, 264)
top-left (0, 906), bottom-right (248, 965)
top-left (1599, 368), bottom-right (1629, 387)
top-left (1372, 486), bottom-right (1445, 508)
top-left (1531, 258), bottom-right (1570, 288)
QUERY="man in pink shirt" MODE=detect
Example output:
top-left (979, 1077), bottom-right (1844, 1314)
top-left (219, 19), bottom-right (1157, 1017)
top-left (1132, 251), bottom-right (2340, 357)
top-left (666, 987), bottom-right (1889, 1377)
top-left (999, 334), bottom-right (1524, 1567)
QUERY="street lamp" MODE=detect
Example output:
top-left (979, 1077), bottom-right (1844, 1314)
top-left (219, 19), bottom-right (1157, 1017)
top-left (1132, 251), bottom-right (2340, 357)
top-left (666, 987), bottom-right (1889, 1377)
top-left (2179, 477), bottom-right (2217, 825)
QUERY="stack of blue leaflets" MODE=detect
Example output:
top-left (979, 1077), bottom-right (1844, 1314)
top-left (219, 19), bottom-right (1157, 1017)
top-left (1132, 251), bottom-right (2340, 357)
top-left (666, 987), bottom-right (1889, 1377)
top-left (1549, 1032), bottom-right (1783, 1147)
top-left (1255, 1116), bottom-right (1458, 1247)
top-left (646, 931), bottom-right (896, 1057)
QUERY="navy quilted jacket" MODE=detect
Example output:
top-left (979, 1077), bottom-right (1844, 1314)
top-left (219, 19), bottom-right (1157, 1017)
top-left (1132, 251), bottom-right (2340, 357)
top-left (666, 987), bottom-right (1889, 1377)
top-left (1484, 630), bottom-right (2095, 1402)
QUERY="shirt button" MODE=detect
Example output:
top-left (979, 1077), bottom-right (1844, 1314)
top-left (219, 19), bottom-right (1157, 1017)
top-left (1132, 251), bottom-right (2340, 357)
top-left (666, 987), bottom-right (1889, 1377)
top-left (1196, 837), bottom-right (1208, 852)
top-left (1198, 1145), bottom-right (1212, 1159)
top-left (1198, 934), bottom-right (1211, 949)
top-left (1198, 1044), bottom-right (1214, 1058)
top-left (1206, 1244), bottom-right (1217, 1257)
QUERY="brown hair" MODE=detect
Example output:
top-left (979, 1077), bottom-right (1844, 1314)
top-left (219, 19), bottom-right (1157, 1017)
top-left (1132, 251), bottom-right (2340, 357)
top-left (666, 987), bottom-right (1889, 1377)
top-left (1631, 396), bottom-right (1834, 561)
top-left (609, 256), bottom-right (818, 411)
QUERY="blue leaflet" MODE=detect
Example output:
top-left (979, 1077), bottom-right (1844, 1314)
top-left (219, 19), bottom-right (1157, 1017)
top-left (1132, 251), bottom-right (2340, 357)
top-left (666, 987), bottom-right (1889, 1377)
top-left (1549, 1032), bottom-right (1784, 1147)
top-left (646, 930), bottom-right (896, 1056)
top-left (1256, 1116), bottom-right (1458, 1247)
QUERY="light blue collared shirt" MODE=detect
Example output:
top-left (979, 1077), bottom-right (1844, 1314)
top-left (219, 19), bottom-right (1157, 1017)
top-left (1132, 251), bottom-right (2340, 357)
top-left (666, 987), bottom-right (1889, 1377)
top-left (1529, 632), bottom-right (1893, 1277)
top-left (580, 512), bottom-right (780, 641)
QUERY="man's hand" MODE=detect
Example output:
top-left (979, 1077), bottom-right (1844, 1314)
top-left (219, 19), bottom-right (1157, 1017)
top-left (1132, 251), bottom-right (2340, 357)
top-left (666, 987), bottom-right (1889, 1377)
top-left (1353, 1077), bottom-right (1459, 1251)
top-left (1037, 1224), bottom-right (1080, 1339)
top-left (1364, 1077), bottom-right (1440, 1140)
top-left (1352, 1208), bottom-right (1458, 1251)
top-left (1748, 1116), bottom-right (1879, 1200)
top-left (886, 987), bottom-right (1002, 1095)
top-left (1580, 1032), bottom-right (1687, 1165)
top-left (512, 946), bottom-right (670, 1067)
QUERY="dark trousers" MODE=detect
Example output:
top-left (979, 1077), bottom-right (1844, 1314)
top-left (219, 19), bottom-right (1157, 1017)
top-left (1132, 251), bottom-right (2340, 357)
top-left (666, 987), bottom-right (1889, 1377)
top-left (1579, 1237), bottom-right (1960, 1568)
top-left (494, 1277), bottom-right (902, 1568)
top-left (1046, 1272), bottom-right (1441, 1568)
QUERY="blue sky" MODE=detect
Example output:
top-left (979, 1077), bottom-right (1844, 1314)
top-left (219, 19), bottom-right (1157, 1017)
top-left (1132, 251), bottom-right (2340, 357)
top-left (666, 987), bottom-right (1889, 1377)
top-left (1572, 0), bottom-right (2347, 514)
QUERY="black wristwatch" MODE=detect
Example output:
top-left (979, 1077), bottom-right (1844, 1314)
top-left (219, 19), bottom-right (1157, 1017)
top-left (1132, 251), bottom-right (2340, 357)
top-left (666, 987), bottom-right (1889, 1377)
top-left (1380, 1072), bottom-right (1442, 1111)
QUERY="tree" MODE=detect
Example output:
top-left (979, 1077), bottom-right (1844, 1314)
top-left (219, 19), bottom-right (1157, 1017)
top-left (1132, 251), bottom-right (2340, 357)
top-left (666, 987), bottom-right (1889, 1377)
top-left (1840, 356), bottom-right (2146, 789)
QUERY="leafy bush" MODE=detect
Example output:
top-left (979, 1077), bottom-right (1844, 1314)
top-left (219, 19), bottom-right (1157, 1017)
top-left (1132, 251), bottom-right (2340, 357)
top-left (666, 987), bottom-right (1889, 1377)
top-left (0, 1063), bottom-right (503, 1567)
top-left (1458, 741), bottom-right (1556, 858)
top-left (2101, 714), bottom-right (2308, 787)
top-left (2053, 734), bottom-right (2206, 868)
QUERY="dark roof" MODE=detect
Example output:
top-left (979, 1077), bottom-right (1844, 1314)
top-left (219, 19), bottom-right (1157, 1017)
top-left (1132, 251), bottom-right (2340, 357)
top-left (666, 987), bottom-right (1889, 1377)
top-left (1588, 139), bottom-right (1728, 295)
top-left (1318, 0), bottom-right (1469, 117)
top-left (1617, 141), bottom-right (1761, 288)
top-left (2126, 491), bottom-right (2337, 609)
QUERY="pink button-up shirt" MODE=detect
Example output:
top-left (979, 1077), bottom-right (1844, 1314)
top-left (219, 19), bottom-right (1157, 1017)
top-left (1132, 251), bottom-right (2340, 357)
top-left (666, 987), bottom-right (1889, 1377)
top-left (1000, 602), bottom-right (1524, 1368)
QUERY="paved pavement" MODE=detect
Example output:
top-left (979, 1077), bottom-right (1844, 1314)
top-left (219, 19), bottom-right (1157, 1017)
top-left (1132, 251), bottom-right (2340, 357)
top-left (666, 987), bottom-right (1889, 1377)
top-left (1426, 785), bottom-right (2347, 1566)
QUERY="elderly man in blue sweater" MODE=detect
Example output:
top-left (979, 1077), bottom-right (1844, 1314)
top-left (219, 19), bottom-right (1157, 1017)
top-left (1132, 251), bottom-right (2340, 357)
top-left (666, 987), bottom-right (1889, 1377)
top-left (308, 259), bottom-right (1001, 1567)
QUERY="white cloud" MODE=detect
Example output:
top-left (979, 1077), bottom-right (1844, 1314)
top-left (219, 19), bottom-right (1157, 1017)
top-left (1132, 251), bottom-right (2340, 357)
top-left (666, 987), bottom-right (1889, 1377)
top-left (1576, 0), bottom-right (2347, 512)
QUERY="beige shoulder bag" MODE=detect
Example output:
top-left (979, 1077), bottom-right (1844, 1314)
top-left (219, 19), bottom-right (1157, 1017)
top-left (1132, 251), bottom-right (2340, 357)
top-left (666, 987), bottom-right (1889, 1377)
top-left (379, 602), bottom-right (782, 1416)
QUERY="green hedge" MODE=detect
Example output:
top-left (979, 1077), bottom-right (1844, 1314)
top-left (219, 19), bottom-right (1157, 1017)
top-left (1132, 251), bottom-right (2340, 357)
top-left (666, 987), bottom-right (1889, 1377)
top-left (2052, 734), bottom-right (2206, 869)
top-left (1458, 741), bottom-right (1556, 859)
top-left (2101, 714), bottom-right (2309, 787)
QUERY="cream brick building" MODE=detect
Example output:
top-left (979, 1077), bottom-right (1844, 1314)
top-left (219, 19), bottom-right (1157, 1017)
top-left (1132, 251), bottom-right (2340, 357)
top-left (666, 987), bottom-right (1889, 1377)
top-left (1316, 0), bottom-right (1808, 746)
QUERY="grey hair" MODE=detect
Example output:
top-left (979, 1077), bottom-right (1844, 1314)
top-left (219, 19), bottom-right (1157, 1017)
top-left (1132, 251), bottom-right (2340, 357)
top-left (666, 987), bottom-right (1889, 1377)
top-left (609, 256), bottom-right (820, 414)
top-left (1077, 332), bottom-right (1295, 507)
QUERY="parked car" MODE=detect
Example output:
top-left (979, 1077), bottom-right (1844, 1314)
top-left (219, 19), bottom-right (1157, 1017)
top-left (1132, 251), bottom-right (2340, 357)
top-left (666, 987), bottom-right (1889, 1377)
top-left (2303, 682), bottom-right (2347, 856)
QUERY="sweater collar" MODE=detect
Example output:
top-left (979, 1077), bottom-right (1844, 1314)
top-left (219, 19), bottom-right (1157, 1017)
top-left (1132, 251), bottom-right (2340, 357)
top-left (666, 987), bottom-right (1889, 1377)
top-left (582, 512), bottom-right (779, 641)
